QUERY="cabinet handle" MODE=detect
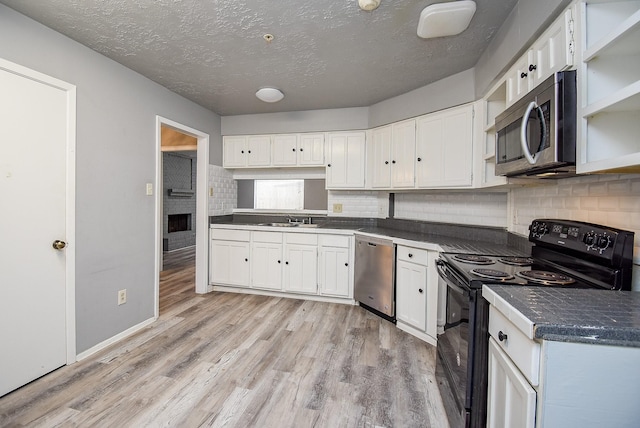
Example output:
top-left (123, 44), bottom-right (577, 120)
top-left (392, 160), bottom-right (396, 164)
top-left (498, 331), bottom-right (508, 342)
top-left (292, 148), bottom-right (296, 152)
top-left (528, 64), bottom-right (537, 72)
top-left (408, 253), bottom-right (413, 258)
top-left (417, 157), bottom-right (422, 162)
top-left (520, 72), bottom-right (528, 79)
top-left (418, 288), bottom-right (423, 293)
top-left (385, 161), bottom-right (389, 165)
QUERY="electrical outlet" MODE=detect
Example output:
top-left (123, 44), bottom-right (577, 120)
top-left (118, 289), bottom-right (127, 305)
top-left (209, 187), bottom-right (214, 197)
top-left (146, 183), bottom-right (153, 196)
top-left (333, 203), bottom-right (343, 213)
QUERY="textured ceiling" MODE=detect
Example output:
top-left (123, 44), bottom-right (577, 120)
top-left (1, 0), bottom-right (518, 116)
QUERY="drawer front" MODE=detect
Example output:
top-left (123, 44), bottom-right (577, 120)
top-left (211, 229), bottom-right (251, 242)
top-left (252, 231), bottom-right (283, 243)
top-left (489, 306), bottom-right (541, 386)
top-left (285, 233), bottom-right (318, 245)
top-left (397, 246), bottom-right (428, 265)
top-left (319, 234), bottom-right (351, 248)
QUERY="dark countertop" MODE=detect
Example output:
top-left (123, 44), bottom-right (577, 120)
top-left (485, 285), bottom-right (640, 348)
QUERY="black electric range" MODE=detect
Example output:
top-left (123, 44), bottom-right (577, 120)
top-left (435, 219), bottom-right (635, 428)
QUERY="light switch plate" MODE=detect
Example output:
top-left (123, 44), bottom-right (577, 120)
top-left (146, 183), bottom-right (153, 195)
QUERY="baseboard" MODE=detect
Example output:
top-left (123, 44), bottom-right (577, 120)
top-left (75, 316), bottom-right (157, 361)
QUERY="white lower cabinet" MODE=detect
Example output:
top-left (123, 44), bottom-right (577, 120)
top-left (395, 246), bottom-right (439, 343)
top-left (283, 234), bottom-right (319, 295)
top-left (250, 231), bottom-right (283, 291)
top-left (487, 338), bottom-right (536, 428)
top-left (318, 235), bottom-right (353, 298)
top-left (209, 229), bottom-right (251, 287)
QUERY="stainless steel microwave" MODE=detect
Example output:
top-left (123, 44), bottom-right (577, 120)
top-left (495, 71), bottom-right (577, 178)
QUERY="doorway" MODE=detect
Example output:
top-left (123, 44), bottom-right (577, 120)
top-left (155, 117), bottom-right (209, 319)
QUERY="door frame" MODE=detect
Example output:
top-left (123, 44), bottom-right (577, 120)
top-left (155, 117), bottom-right (210, 317)
top-left (0, 58), bottom-right (77, 363)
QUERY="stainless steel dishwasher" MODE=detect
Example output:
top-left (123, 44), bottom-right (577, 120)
top-left (354, 234), bottom-right (395, 321)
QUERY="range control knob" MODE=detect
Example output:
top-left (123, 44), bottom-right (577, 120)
top-left (531, 222), bottom-right (548, 238)
top-left (597, 235), bottom-right (611, 250)
top-left (583, 231), bottom-right (596, 247)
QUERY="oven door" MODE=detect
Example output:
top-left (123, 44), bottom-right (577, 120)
top-left (436, 259), bottom-right (473, 419)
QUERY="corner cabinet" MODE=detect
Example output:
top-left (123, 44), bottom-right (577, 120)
top-left (395, 246), bottom-right (439, 345)
top-left (577, 0), bottom-right (640, 173)
top-left (416, 103), bottom-right (474, 188)
top-left (325, 131), bottom-right (366, 189)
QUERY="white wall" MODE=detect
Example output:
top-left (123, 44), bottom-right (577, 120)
top-left (0, 4), bottom-right (221, 353)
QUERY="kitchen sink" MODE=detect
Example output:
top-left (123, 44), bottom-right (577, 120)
top-left (259, 222), bottom-right (300, 227)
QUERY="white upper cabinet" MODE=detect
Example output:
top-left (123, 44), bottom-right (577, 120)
top-left (223, 135), bottom-right (271, 167)
top-left (367, 120), bottom-right (416, 189)
top-left (272, 134), bottom-right (299, 166)
top-left (506, 6), bottom-right (575, 107)
top-left (326, 131), bottom-right (366, 189)
top-left (578, 0), bottom-right (640, 173)
top-left (298, 133), bottom-right (325, 166)
top-left (416, 103), bottom-right (474, 188)
top-left (391, 119), bottom-right (416, 188)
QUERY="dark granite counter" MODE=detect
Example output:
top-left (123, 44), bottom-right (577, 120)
top-left (484, 285), bottom-right (640, 348)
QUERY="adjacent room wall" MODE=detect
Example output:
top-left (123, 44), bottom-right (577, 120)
top-left (0, 4), bottom-right (221, 353)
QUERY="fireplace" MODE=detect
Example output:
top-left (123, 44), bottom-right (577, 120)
top-left (168, 213), bottom-right (191, 233)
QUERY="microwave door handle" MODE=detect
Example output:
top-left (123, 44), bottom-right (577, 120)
top-left (520, 101), bottom-right (539, 164)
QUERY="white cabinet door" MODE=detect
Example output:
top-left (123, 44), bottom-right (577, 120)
top-left (396, 260), bottom-right (427, 331)
top-left (283, 244), bottom-right (318, 294)
top-left (506, 53), bottom-right (533, 107)
top-left (531, 7), bottom-right (573, 89)
top-left (391, 119), bottom-right (416, 188)
top-left (318, 246), bottom-right (351, 297)
top-left (223, 136), bottom-right (247, 167)
top-left (272, 134), bottom-right (298, 166)
top-left (246, 135), bottom-right (272, 166)
top-left (298, 133), bottom-right (325, 166)
top-left (326, 131), bottom-right (366, 189)
top-left (368, 125), bottom-right (392, 188)
top-left (210, 240), bottom-right (250, 287)
top-left (487, 338), bottom-right (536, 428)
top-left (415, 104), bottom-right (473, 188)
top-left (251, 241), bottom-right (283, 290)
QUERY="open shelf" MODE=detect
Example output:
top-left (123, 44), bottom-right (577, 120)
top-left (583, 9), bottom-right (640, 60)
top-left (582, 80), bottom-right (640, 117)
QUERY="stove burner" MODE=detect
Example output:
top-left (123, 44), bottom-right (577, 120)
top-left (516, 270), bottom-right (576, 286)
top-left (454, 254), bottom-right (494, 265)
top-left (470, 268), bottom-right (515, 281)
top-left (499, 256), bottom-right (534, 266)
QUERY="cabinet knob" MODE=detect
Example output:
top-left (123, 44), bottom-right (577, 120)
top-left (385, 161), bottom-right (389, 165)
top-left (285, 261), bottom-right (289, 265)
top-left (408, 253), bottom-right (413, 258)
top-left (392, 160), bottom-right (396, 164)
top-left (248, 150), bottom-right (251, 153)
top-left (417, 157), bottom-right (422, 162)
top-left (244, 258), bottom-right (248, 262)
top-left (299, 148), bottom-right (303, 152)
top-left (292, 148), bottom-right (296, 152)
top-left (327, 164), bottom-right (331, 167)
top-left (520, 72), bottom-right (528, 79)
top-left (278, 260), bottom-right (281, 263)
top-left (498, 331), bottom-right (508, 342)
top-left (241, 150), bottom-right (245, 153)
top-left (345, 262), bottom-right (349, 267)
top-left (418, 288), bottom-right (423, 293)
top-left (529, 64), bottom-right (537, 72)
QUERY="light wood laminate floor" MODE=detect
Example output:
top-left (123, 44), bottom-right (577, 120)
top-left (0, 247), bottom-right (449, 427)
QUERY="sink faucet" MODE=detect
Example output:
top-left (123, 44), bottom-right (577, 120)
top-left (286, 215), bottom-right (299, 224)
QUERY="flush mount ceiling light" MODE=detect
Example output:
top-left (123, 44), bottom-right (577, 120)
top-left (417, 1), bottom-right (477, 39)
top-left (358, 0), bottom-right (381, 11)
top-left (256, 87), bottom-right (284, 103)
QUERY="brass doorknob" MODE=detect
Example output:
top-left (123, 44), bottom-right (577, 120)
top-left (52, 240), bottom-right (67, 250)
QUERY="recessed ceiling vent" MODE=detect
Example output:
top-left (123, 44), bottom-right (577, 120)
top-left (417, 1), bottom-right (477, 39)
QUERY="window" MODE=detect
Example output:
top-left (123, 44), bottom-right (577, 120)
top-left (254, 180), bottom-right (304, 210)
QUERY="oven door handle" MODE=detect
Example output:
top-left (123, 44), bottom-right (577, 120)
top-left (520, 101), bottom-right (547, 165)
top-left (436, 259), bottom-right (470, 295)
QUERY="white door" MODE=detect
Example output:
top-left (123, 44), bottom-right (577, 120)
top-left (391, 119), bottom-right (416, 188)
top-left (283, 244), bottom-right (318, 294)
top-left (0, 62), bottom-right (74, 397)
top-left (318, 246), bottom-right (350, 297)
top-left (396, 260), bottom-right (427, 330)
top-left (369, 125), bottom-right (392, 188)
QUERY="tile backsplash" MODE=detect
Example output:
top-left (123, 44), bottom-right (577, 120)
top-left (208, 165), bottom-right (237, 216)
top-left (327, 190), bottom-right (390, 218)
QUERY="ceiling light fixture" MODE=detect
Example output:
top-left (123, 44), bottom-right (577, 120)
top-left (256, 87), bottom-right (284, 103)
top-left (417, 1), bottom-right (477, 39)
top-left (358, 0), bottom-right (381, 12)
